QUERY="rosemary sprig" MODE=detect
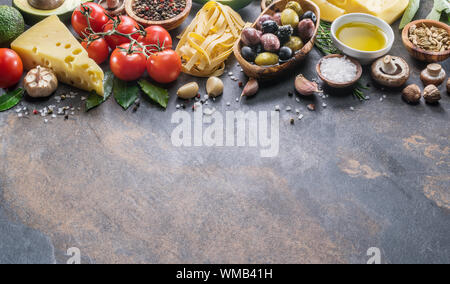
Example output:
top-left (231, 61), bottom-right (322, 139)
top-left (353, 82), bottom-right (369, 101)
top-left (314, 21), bottom-right (341, 55)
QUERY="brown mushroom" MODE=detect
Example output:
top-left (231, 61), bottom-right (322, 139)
top-left (420, 64), bottom-right (446, 86)
top-left (402, 84), bottom-right (422, 104)
top-left (28, 0), bottom-right (64, 10)
top-left (423, 85), bottom-right (441, 104)
top-left (447, 77), bottom-right (450, 95)
top-left (24, 66), bottom-right (58, 98)
top-left (371, 55), bottom-right (410, 88)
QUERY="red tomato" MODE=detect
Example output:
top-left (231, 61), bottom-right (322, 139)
top-left (81, 37), bottom-right (109, 65)
top-left (110, 44), bottom-right (147, 81)
top-left (138, 26), bottom-right (172, 51)
top-left (71, 3), bottom-right (108, 37)
top-left (0, 48), bottom-right (23, 89)
top-left (146, 49), bottom-right (181, 84)
top-left (103, 16), bottom-right (140, 49)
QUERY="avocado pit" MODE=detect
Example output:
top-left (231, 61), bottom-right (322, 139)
top-left (28, 0), bottom-right (64, 10)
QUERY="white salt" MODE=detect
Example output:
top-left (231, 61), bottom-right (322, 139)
top-left (320, 57), bottom-right (357, 83)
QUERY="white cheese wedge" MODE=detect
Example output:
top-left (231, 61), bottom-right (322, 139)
top-left (11, 15), bottom-right (104, 96)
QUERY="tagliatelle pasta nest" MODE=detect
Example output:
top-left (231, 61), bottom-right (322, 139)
top-left (176, 1), bottom-right (246, 77)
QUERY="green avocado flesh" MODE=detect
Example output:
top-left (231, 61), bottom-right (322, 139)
top-left (0, 5), bottom-right (25, 47)
top-left (13, 0), bottom-right (90, 25)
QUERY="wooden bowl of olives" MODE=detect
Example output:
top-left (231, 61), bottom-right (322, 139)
top-left (233, 0), bottom-right (320, 80)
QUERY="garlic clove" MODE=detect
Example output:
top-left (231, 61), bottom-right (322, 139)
top-left (241, 78), bottom-right (259, 98)
top-left (206, 77), bottom-right (224, 97)
top-left (295, 74), bottom-right (321, 96)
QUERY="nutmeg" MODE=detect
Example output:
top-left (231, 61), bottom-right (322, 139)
top-left (423, 85), bottom-right (441, 104)
top-left (402, 84), bottom-right (421, 104)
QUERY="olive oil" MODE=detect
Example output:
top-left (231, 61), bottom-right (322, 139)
top-left (336, 22), bottom-right (387, 51)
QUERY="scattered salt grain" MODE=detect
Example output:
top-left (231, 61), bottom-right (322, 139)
top-left (350, 106), bottom-right (355, 111)
top-left (320, 56), bottom-right (357, 83)
top-left (275, 105), bottom-right (280, 111)
top-left (286, 106), bottom-right (292, 112)
top-left (298, 114), bottom-right (304, 120)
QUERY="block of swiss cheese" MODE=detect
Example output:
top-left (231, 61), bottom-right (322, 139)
top-left (11, 15), bottom-right (104, 96)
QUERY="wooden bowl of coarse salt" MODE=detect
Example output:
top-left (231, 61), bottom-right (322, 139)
top-left (316, 54), bottom-right (362, 88)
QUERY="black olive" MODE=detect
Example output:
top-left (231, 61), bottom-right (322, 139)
top-left (277, 25), bottom-right (293, 44)
top-left (262, 20), bottom-right (279, 34)
top-left (241, 46), bottom-right (256, 62)
top-left (301, 11), bottom-right (317, 24)
top-left (278, 46), bottom-right (293, 62)
top-left (254, 44), bottom-right (264, 54)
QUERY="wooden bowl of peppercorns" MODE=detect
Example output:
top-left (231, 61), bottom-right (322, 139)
top-left (125, 0), bottom-right (192, 31)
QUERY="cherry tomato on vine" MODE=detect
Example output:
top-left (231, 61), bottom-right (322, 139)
top-left (0, 48), bottom-right (23, 89)
top-left (146, 49), bottom-right (181, 84)
top-left (71, 3), bottom-right (108, 37)
top-left (138, 26), bottom-right (172, 51)
top-left (103, 16), bottom-right (140, 49)
top-left (81, 37), bottom-right (109, 65)
top-left (110, 43), bottom-right (147, 81)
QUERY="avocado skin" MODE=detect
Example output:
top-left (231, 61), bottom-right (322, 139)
top-left (0, 5), bottom-right (25, 47)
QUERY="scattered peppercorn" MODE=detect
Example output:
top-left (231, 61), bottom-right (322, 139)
top-left (290, 118), bottom-right (295, 124)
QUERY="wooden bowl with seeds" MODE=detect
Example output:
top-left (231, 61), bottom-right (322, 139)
top-left (316, 54), bottom-right (362, 88)
top-left (125, 0), bottom-right (192, 31)
top-left (402, 19), bottom-right (450, 63)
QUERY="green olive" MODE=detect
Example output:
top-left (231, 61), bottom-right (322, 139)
top-left (284, 36), bottom-right (304, 52)
top-left (281, 8), bottom-right (299, 28)
top-left (285, 1), bottom-right (304, 16)
top-left (255, 52), bottom-right (279, 66)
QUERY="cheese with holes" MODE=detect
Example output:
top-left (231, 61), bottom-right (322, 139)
top-left (11, 15), bottom-right (104, 96)
top-left (312, 0), bottom-right (409, 24)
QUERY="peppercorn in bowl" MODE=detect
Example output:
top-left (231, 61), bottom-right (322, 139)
top-left (233, 0), bottom-right (320, 80)
top-left (125, 0), bottom-right (192, 30)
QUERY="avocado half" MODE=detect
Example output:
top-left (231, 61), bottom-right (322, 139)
top-left (13, 0), bottom-right (90, 25)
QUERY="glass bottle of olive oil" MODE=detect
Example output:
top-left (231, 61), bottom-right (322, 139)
top-left (336, 22), bottom-right (387, 51)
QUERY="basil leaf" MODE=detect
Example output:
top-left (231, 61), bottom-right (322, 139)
top-left (400, 0), bottom-right (420, 29)
top-left (86, 71), bottom-right (114, 111)
top-left (113, 78), bottom-right (139, 110)
top-left (0, 88), bottom-right (24, 112)
top-left (138, 79), bottom-right (169, 109)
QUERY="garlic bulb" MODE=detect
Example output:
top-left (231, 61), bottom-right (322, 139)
top-left (24, 66), bottom-right (58, 98)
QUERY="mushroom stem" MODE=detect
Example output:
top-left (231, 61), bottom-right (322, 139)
top-left (426, 64), bottom-right (442, 77)
top-left (380, 55), bottom-right (398, 75)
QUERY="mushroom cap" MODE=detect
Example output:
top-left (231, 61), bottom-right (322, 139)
top-left (371, 56), bottom-right (410, 88)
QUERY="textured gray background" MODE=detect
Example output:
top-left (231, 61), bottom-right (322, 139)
top-left (0, 0), bottom-right (449, 264)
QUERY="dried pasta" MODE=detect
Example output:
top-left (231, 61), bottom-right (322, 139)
top-left (176, 1), bottom-right (246, 77)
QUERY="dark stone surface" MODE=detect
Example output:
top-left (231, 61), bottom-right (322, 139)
top-left (0, 0), bottom-right (449, 264)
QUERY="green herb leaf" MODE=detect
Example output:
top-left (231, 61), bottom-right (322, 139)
top-left (113, 78), bottom-right (139, 110)
top-left (86, 71), bottom-right (114, 111)
top-left (315, 21), bottom-right (341, 55)
top-left (138, 79), bottom-right (169, 109)
top-left (0, 88), bottom-right (24, 112)
top-left (400, 0), bottom-right (421, 29)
